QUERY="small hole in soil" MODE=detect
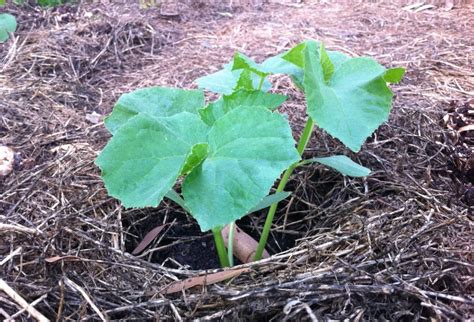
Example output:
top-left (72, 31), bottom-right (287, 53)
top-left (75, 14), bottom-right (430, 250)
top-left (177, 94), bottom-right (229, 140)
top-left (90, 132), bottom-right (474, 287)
top-left (123, 200), bottom-right (307, 270)
top-left (123, 210), bottom-right (218, 270)
top-left (122, 170), bottom-right (341, 270)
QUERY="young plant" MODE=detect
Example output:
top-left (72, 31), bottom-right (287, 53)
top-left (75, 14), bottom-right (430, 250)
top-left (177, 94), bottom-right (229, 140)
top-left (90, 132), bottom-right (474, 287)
top-left (96, 40), bottom-right (404, 267)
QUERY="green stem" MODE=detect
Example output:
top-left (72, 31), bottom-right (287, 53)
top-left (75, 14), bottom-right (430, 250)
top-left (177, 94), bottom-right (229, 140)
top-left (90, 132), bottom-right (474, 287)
top-left (213, 228), bottom-right (230, 267)
top-left (254, 117), bottom-right (315, 261)
top-left (257, 75), bottom-right (265, 91)
top-left (227, 222), bottom-right (235, 267)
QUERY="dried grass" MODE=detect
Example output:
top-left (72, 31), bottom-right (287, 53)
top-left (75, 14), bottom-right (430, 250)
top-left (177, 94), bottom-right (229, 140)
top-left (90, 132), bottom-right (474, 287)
top-left (1, 1), bottom-right (473, 320)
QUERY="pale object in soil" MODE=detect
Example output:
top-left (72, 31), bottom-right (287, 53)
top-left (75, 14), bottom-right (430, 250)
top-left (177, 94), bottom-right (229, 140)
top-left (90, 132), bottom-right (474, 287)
top-left (85, 111), bottom-right (102, 124)
top-left (221, 224), bottom-right (270, 263)
top-left (0, 146), bottom-right (14, 177)
top-left (163, 268), bottom-right (250, 294)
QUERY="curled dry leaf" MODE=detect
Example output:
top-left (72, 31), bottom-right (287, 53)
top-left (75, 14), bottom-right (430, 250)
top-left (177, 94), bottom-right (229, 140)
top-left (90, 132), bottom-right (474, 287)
top-left (163, 268), bottom-right (250, 294)
top-left (0, 146), bottom-right (14, 177)
top-left (132, 224), bottom-right (167, 255)
top-left (221, 224), bottom-right (270, 263)
top-left (458, 124), bottom-right (474, 133)
top-left (45, 255), bottom-right (82, 263)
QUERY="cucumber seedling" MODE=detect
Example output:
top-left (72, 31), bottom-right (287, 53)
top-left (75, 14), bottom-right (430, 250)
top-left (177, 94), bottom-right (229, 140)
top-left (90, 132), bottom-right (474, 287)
top-left (96, 40), bottom-right (404, 267)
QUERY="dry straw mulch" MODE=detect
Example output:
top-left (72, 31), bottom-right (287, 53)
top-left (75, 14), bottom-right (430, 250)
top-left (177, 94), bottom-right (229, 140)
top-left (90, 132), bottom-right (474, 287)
top-left (1, 1), bottom-right (473, 320)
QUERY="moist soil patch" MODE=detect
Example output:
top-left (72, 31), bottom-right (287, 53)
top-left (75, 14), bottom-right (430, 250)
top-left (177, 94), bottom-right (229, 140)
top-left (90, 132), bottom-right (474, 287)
top-left (124, 203), bottom-right (301, 270)
top-left (1, 1), bottom-right (473, 320)
top-left (123, 167), bottom-right (341, 270)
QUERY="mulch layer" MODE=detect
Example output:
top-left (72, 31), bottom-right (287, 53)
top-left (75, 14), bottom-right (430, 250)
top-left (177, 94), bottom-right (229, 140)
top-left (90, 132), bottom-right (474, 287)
top-left (1, 1), bottom-right (473, 320)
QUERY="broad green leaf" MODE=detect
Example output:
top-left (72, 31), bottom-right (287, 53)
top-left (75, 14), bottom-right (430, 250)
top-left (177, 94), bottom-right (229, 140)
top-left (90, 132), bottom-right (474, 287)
top-left (0, 0), bottom-right (5, 6)
top-left (303, 40), bottom-right (397, 152)
top-left (183, 106), bottom-right (300, 231)
top-left (0, 13), bottom-right (17, 43)
top-left (327, 50), bottom-right (350, 70)
top-left (199, 90), bottom-right (287, 126)
top-left (263, 42), bottom-right (403, 150)
top-left (96, 112), bottom-right (208, 208)
top-left (164, 190), bottom-right (292, 216)
top-left (384, 67), bottom-right (405, 83)
top-left (196, 68), bottom-right (241, 95)
top-left (105, 87), bottom-right (205, 135)
top-left (180, 143), bottom-right (209, 175)
top-left (248, 191), bottom-right (292, 213)
top-left (224, 90), bottom-right (286, 111)
top-left (302, 155), bottom-right (371, 177)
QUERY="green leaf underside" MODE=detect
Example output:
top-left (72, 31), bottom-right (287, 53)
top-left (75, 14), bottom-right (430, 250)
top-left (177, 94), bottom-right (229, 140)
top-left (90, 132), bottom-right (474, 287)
top-left (303, 155), bottom-right (371, 177)
top-left (236, 69), bottom-right (255, 91)
top-left (199, 99), bottom-right (225, 126)
top-left (0, 13), bottom-right (17, 42)
top-left (105, 87), bottom-right (205, 135)
top-left (180, 143), bottom-right (209, 175)
top-left (164, 190), bottom-right (189, 212)
top-left (262, 44), bottom-right (349, 78)
top-left (303, 40), bottom-right (395, 152)
top-left (248, 191), bottom-right (292, 213)
top-left (282, 42), bottom-right (307, 68)
top-left (199, 90), bottom-right (287, 126)
top-left (96, 112), bottom-right (208, 208)
top-left (261, 44), bottom-right (306, 89)
top-left (261, 45), bottom-right (352, 91)
top-left (232, 52), bottom-right (268, 77)
top-left (183, 106), bottom-right (300, 231)
top-left (319, 45), bottom-right (334, 83)
top-left (384, 67), bottom-right (405, 83)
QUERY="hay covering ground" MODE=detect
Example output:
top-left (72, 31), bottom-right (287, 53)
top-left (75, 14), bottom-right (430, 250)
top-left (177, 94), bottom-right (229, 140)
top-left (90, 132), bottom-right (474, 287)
top-left (1, 1), bottom-right (473, 320)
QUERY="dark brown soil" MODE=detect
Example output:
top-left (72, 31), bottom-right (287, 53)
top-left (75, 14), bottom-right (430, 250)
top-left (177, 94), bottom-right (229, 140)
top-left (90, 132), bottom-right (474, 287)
top-left (123, 210), bottom-right (222, 270)
top-left (1, 1), bottom-right (473, 321)
top-left (123, 200), bottom-right (300, 270)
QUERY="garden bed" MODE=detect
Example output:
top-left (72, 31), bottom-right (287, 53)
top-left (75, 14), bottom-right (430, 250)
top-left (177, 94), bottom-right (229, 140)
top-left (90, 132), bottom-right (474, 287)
top-left (1, 1), bottom-right (473, 320)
